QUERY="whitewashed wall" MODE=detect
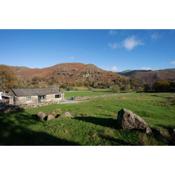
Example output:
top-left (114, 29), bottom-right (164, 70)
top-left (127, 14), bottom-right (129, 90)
top-left (14, 93), bottom-right (64, 106)
top-left (15, 96), bottom-right (38, 105)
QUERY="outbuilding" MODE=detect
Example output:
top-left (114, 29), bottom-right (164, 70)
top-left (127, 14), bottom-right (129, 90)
top-left (8, 87), bottom-right (64, 106)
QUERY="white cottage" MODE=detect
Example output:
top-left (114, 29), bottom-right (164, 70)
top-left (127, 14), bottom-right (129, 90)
top-left (8, 87), bottom-right (64, 106)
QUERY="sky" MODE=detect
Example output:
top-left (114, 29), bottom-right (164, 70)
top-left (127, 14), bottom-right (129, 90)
top-left (0, 29), bottom-right (175, 72)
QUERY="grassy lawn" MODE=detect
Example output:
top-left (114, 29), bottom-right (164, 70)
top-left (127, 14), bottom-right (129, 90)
top-left (0, 92), bottom-right (175, 145)
top-left (64, 89), bottom-right (112, 99)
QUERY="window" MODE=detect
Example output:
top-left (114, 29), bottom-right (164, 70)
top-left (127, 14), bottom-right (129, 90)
top-left (38, 95), bottom-right (46, 100)
top-left (26, 96), bottom-right (31, 101)
top-left (55, 94), bottom-right (61, 98)
top-left (40, 95), bottom-right (46, 100)
top-left (38, 95), bottom-right (46, 103)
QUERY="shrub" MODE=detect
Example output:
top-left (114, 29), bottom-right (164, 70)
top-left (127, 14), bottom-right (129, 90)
top-left (144, 84), bottom-right (151, 92)
top-left (66, 86), bottom-right (73, 91)
top-left (153, 80), bottom-right (171, 92)
top-left (120, 84), bottom-right (131, 92)
top-left (111, 85), bottom-right (120, 93)
top-left (152, 80), bottom-right (175, 92)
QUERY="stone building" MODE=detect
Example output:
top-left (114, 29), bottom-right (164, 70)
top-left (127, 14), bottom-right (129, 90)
top-left (8, 87), bottom-right (64, 106)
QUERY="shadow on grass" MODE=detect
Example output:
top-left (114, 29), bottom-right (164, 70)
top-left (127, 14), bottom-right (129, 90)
top-left (74, 116), bottom-right (138, 145)
top-left (0, 111), bottom-right (79, 146)
top-left (99, 134), bottom-right (136, 145)
top-left (74, 115), bottom-right (175, 145)
top-left (74, 116), bottom-right (118, 129)
top-left (151, 125), bottom-right (175, 145)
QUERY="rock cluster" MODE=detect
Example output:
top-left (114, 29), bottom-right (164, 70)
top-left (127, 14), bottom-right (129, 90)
top-left (37, 110), bottom-right (73, 121)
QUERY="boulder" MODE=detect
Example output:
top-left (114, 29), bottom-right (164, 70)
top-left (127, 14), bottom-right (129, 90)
top-left (117, 108), bottom-right (152, 134)
top-left (37, 112), bottom-right (46, 121)
top-left (49, 111), bottom-right (57, 118)
top-left (52, 109), bottom-right (62, 118)
top-left (63, 112), bottom-right (73, 118)
top-left (47, 114), bottom-right (55, 121)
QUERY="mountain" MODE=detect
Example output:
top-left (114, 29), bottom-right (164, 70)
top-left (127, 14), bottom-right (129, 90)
top-left (120, 69), bottom-right (175, 85)
top-left (1, 63), bottom-right (127, 88)
top-left (1, 63), bottom-right (175, 89)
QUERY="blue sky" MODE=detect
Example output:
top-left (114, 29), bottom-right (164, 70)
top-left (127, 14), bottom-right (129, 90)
top-left (0, 29), bottom-right (175, 72)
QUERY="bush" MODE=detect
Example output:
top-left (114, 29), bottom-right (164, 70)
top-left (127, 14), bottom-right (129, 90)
top-left (120, 84), bottom-right (131, 92)
top-left (151, 80), bottom-right (175, 92)
top-left (65, 86), bottom-right (73, 91)
top-left (60, 88), bottom-right (64, 93)
top-left (144, 84), bottom-right (151, 92)
top-left (153, 80), bottom-right (171, 92)
top-left (170, 81), bottom-right (175, 92)
top-left (130, 78), bottom-right (144, 91)
top-left (111, 85), bottom-right (120, 93)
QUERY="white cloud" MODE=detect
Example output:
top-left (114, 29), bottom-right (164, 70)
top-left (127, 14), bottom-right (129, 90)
top-left (170, 60), bottom-right (175, 65)
top-left (108, 36), bottom-right (143, 51)
top-left (109, 30), bottom-right (117, 35)
top-left (111, 66), bottom-right (118, 72)
top-left (122, 36), bottom-right (143, 51)
top-left (151, 32), bottom-right (160, 40)
top-left (108, 42), bottom-right (119, 49)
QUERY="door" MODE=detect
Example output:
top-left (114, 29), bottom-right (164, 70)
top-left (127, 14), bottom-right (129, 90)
top-left (38, 96), bottom-right (42, 103)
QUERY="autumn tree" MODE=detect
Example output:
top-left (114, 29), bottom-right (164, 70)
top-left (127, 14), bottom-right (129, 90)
top-left (144, 83), bottom-right (151, 92)
top-left (130, 78), bottom-right (144, 91)
top-left (0, 65), bottom-right (17, 91)
top-left (169, 81), bottom-right (175, 92)
top-left (153, 80), bottom-right (171, 92)
top-left (143, 80), bottom-right (175, 92)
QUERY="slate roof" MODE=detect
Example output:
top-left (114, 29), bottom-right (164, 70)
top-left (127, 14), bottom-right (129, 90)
top-left (10, 87), bottom-right (60, 97)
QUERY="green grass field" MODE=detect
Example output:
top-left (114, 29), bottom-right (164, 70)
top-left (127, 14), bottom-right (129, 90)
top-left (1, 91), bottom-right (175, 145)
top-left (64, 89), bottom-right (112, 99)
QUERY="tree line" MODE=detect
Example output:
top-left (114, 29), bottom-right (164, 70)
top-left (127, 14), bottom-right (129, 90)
top-left (144, 80), bottom-right (175, 92)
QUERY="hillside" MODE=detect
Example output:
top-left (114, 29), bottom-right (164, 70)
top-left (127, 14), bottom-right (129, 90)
top-left (120, 69), bottom-right (175, 85)
top-left (2, 63), bottom-right (175, 89)
top-left (1, 63), bottom-right (127, 88)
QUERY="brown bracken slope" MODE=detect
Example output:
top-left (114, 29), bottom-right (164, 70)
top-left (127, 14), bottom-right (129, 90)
top-left (2, 63), bottom-right (127, 87)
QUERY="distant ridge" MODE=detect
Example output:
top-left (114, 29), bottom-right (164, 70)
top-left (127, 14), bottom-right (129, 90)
top-left (119, 68), bottom-right (175, 85)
